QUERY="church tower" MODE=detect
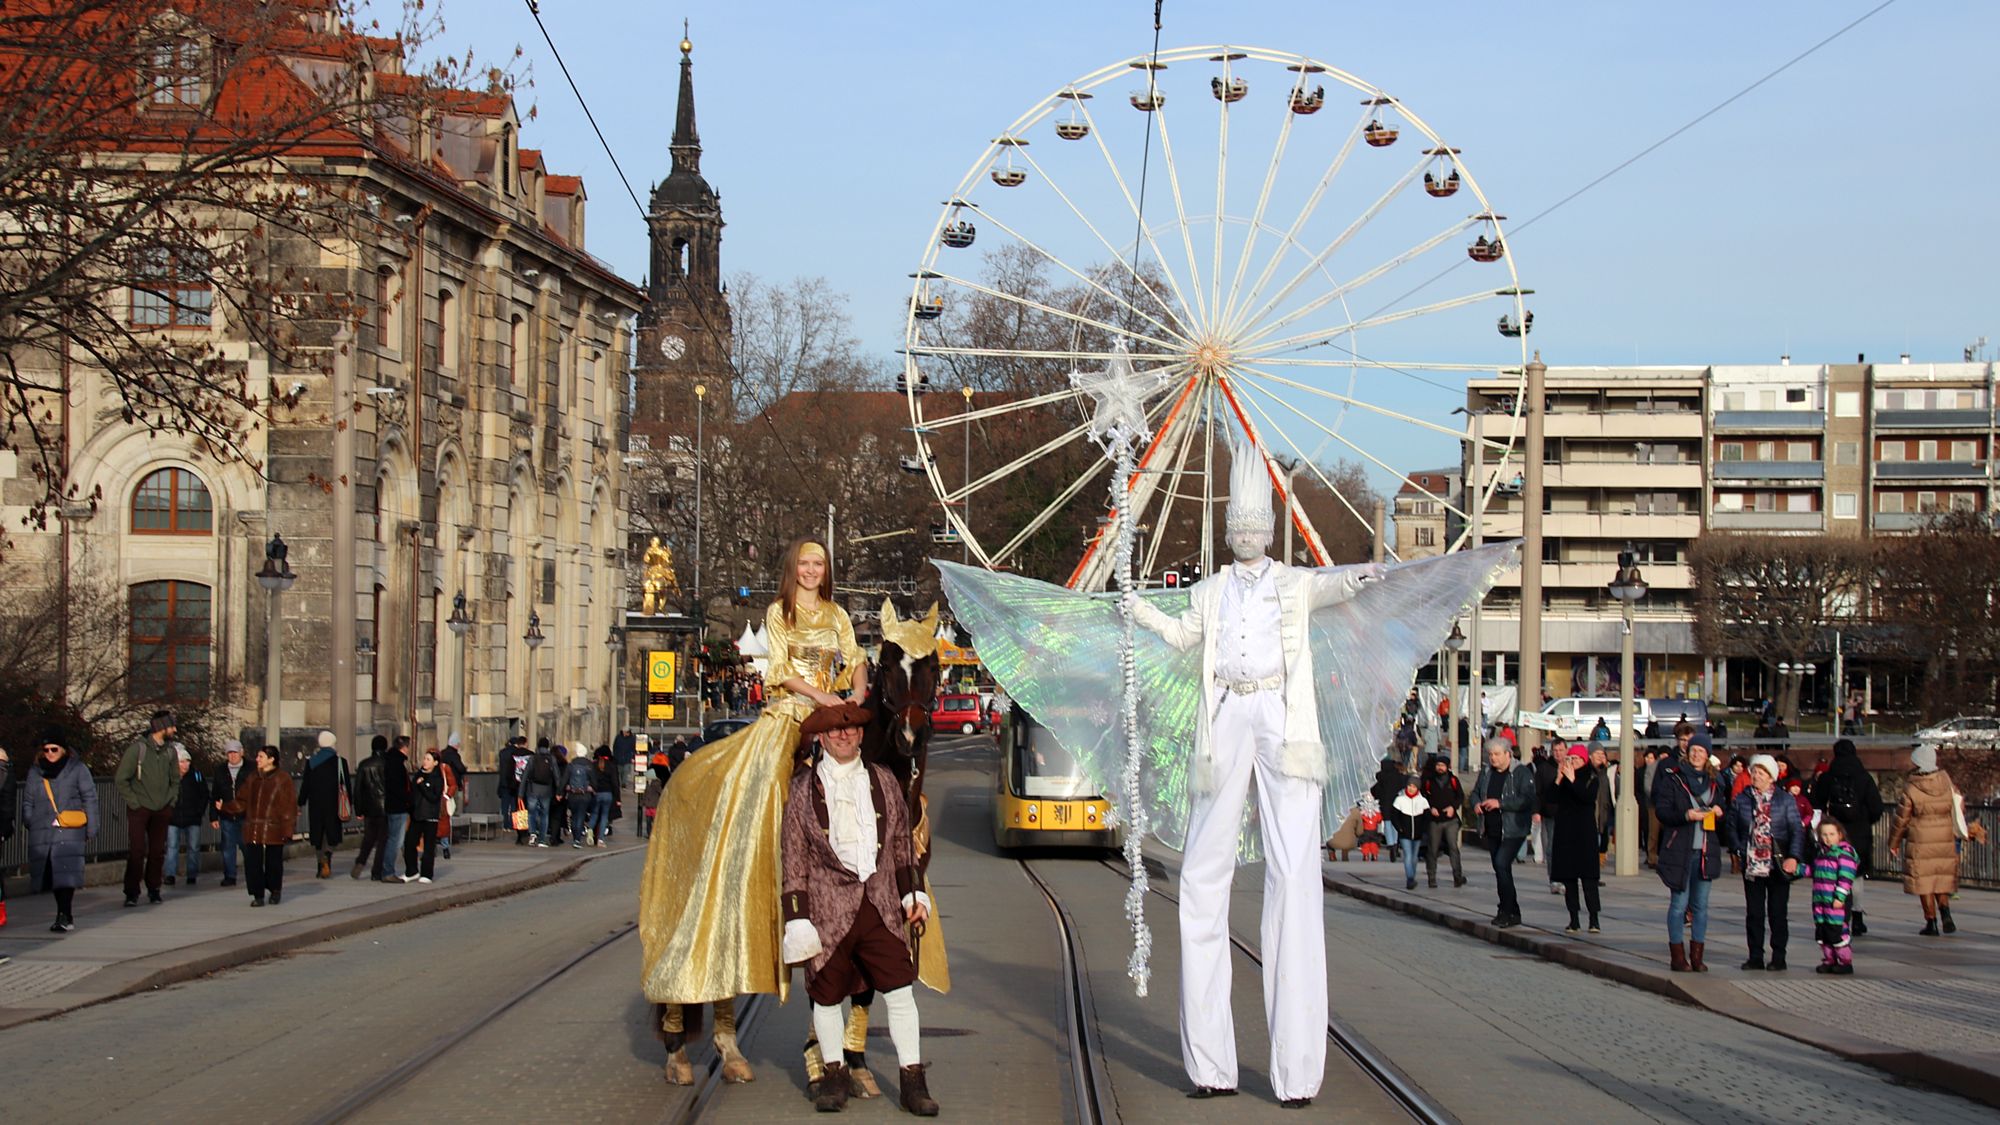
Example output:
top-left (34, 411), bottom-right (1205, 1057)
top-left (633, 26), bottom-right (733, 435)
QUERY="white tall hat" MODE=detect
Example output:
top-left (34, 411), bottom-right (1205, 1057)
top-left (1224, 439), bottom-right (1275, 534)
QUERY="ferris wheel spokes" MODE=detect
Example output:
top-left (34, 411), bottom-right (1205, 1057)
top-left (1221, 104), bottom-right (1371, 335)
top-left (1147, 103), bottom-right (1213, 331)
top-left (1222, 377), bottom-right (1388, 553)
top-left (925, 268), bottom-right (1185, 353)
top-left (938, 414), bottom-right (1106, 507)
top-left (1071, 94), bottom-right (1205, 329)
top-left (909, 384), bottom-right (1090, 432)
top-left (907, 344), bottom-right (1185, 363)
top-left (1243, 287), bottom-right (1520, 360)
top-left (1217, 66), bottom-right (1312, 341)
top-left (1003, 146), bottom-right (1190, 337)
top-left (1225, 150), bottom-right (1431, 341)
top-left (1231, 360), bottom-right (1501, 451)
top-left (1232, 215), bottom-right (1481, 351)
top-left (943, 203), bottom-right (1188, 344)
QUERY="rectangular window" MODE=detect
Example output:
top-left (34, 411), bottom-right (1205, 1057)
top-left (1785, 387), bottom-right (1807, 404)
top-left (1788, 441), bottom-right (1814, 461)
top-left (1786, 492), bottom-right (1813, 512)
top-left (147, 37), bottom-right (204, 106)
top-left (1833, 492), bottom-right (1858, 519)
top-left (131, 247), bottom-right (212, 327)
top-left (1655, 492), bottom-right (1678, 514)
top-left (1835, 442), bottom-right (1859, 466)
top-left (1834, 391), bottom-right (1861, 417)
top-left (1952, 440), bottom-right (1977, 461)
top-left (1878, 493), bottom-right (1903, 513)
top-left (1918, 491), bottom-right (1939, 513)
top-left (1415, 527), bottom-right (1436, 547)
top-left (1884, 390), bottom-right (1906, 410)
top-left (1918, 440), bottom-right (1939, 462)
top-left (1723, 392), bottom-right (1745, 411)
top-left (129, 580), bottom-right (212, 703)
top-left (1653, 543), bottom-right (1681, 565)
top-left (1715, 492), bottom-right (1743, 512)
top-left (1880, 442), bottom-right (1904, 462)
top-left (1754, 441), bottom-right (1777, 461)
top-left (1719, 442), bottom-right (1744, 462)
top-left (1753, 493), bottom-right (1777, 512)
top-left (1951, 492), bottom-right (1978, 512)
top-left (1758, 389), bottom-right (1777, 410)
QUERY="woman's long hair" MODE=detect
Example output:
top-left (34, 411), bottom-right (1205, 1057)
top-left (777, 537), bottom-right (835, 625)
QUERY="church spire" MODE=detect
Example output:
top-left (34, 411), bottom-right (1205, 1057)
top-left (671, 20), bottom-right (700, 177)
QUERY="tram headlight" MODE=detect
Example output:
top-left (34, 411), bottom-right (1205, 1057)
top-left (1027, 803), bottom-right (1038, 824)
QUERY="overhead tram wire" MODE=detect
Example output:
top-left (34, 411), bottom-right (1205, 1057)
top-left (525, 0), bottom-right (648, 222)
top-left (1319, 0), bottom-right (1905, 336)
top-left (1120, 1), bottom-right (1166, 338)
top-left (522, 1), bottom-right (817, 486)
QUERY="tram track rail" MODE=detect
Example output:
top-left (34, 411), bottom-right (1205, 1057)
top-left (1100, 857), bottom-right (1459, 1125)
top-left (308, 922), bottom-right (638, 1125)
top-left (1020, 858), bottom-right (1121, 1125)
top-left (671, 992), bottom-right (771, 1124)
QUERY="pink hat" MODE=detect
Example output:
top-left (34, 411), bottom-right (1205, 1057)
top-left (1564, 743), bottom-right (1589, 762)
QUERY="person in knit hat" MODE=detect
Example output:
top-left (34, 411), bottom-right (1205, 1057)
top-left (114, 710), bottom-right (181, 906)
top-left (1887, 743), bottom-right (1985, 935)
top-left (298, 731), bottom-right (349, 879)
top-left (1725, 751), bottom-right (1807, 970)
top-left (164, 743), bottom-right (211, 887)
top-left (1810, 738), bottom-right (1883, 935)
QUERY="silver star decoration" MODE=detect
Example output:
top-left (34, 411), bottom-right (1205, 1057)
top-left (1071, 337), bottom-right (1164, 452)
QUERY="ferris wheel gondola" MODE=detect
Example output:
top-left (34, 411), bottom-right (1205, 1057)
top-left (903, 45), bottom-right (1530, 589)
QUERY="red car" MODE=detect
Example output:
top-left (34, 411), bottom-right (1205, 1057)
top-left (931, 693), bottom-right (987, 735)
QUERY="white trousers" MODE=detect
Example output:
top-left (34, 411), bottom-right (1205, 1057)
top-left (1179, 690), bottom-right (1326, 1100)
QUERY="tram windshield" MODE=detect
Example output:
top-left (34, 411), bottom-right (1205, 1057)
top-left (1009, 712), bottom-right (1098, 800)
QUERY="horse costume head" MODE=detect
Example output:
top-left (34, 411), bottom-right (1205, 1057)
top-left (867, 599), bottom-right (943, 802)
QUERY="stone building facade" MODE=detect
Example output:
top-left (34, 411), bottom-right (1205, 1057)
top-left (0, 7), bottom-right (642, 766)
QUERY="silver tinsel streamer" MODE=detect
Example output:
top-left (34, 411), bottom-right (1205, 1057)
top-left (1070, 339), bottom-right (1160, 996)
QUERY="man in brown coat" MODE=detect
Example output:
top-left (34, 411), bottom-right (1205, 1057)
top-left (780, 702), bottom-right (938, 1116)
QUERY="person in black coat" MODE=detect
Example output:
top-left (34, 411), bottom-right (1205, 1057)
top-left (1369, 754), bottom-right (1407, 855)
top-left (1810, 739), bottom-right (1884, 935)
top-left (1724, 754), bottom-right (1809, 971)
top-left (1418, 754), bottom-right (1466, 888)
top-left (1549, 745), bottom-right (1602, 933)
top-left (1653, 733), bottom-right (1723, 972)
top-left (401, 749), bottom-right (447, 883)
top-left (1532, 746), bottom-right (1560, 889)
top-left (497, 735), bottom-right (529, 844)
top-left (165, 746), bottom-right (212, 886)
top-left (298, 732), bottom-right (349, 879)
top-left (210, 741), bottom-right (250, 887)
top-left (0, 741), bottom-right (15, 923)
top-left (351, 735), bottom-right (392, 881)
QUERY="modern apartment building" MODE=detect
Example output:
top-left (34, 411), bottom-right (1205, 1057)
top-left (1454, 360), bottom-right (1998, 708)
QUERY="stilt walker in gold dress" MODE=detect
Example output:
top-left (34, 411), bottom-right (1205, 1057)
top-left (638, 538), bottom-right (867, 1083)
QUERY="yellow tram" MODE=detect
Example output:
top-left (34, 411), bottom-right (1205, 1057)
top-left (992, 704), bottom-right (1122, 850)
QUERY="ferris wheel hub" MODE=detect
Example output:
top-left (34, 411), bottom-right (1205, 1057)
top-left (1191, 338), bottom-right (1232, 375)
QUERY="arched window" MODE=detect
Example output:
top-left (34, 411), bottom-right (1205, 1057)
top-left (509, 313), bottom-right (526, 389)
top-left (673, 238), bottom-right (690, 277)
top-left (438, 288), bottom-right (458, 373)
top-left (129, 580), bottom-right (211, 702)
top-left (373, 265), bottom-right (400, 350)
top-left (131, 467), bottom-right (212, 534)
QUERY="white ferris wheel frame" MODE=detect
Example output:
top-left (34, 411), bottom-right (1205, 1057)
top-left (902, 44), bottom-right (1530, 587)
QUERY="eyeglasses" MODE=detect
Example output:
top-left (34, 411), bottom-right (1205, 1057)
top-left (42, 746), bottom-right (63, 754)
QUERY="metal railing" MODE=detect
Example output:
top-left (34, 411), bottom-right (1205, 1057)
top-left (1869, 801), bottom-right (1998, 890)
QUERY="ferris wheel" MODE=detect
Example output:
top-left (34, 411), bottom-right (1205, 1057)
top-left (903, 45), bottom-right (1530, 589)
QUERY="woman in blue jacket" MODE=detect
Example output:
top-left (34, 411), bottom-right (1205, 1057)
top-left (1725, 753), bottom-right (1809, 971)
top-left (1652, 733), bottom-right (1722, 972)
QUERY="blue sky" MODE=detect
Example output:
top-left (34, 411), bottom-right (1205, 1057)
top-left (401, 0), bottom-right (1996, 480)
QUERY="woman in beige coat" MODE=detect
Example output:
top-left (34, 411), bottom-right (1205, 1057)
top-left (1886, 744), bottom-right (1962, 936)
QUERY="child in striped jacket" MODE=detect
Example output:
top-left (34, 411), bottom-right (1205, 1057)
top-left (1812, 820), bottom-right (1860, 975)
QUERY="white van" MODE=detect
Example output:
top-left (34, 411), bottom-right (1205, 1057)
top-left (1520, 697), bottom-right (1656, 742)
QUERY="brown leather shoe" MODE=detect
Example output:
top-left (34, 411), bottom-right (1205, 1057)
top-left (1669, 942), bottom-right (1689, 972)
top-left (899, 1063), bottom-right (939, 1116)
top-left (1689, 940), bottom-right (1709, 972)
top-left (816, 1062), bottom-right (850, 1112)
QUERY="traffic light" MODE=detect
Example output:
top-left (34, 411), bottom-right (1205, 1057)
top-left (1163, 570), bottom-right (1180, 588)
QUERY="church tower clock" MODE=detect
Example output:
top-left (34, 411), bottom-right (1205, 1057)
top-left (633, 27), bottom-right (733, 437)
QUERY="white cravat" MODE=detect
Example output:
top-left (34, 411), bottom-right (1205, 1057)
top-left (1214, 559), bottom-right (1283, 683)
top-left (816, 753), bottom-right (876, 881)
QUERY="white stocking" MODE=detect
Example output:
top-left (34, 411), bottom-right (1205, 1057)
top-left (881, 984), bottom-right (921, 1068)
top-left (812, 1002), bottom-right (847, 1067)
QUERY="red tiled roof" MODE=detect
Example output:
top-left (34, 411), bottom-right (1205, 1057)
top-left (544, 174), bottom-right (582, 195)
top-left (1397, 470), bottom-right (1456, 496)
top-left (517, 147), bottom-right (545, 172)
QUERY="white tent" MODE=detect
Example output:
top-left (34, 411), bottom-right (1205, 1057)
top-left (737, 620), bottom-right (770, 676)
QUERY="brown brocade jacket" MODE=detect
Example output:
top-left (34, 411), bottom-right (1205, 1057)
top-left (781, 762), bottom-right (917, 977)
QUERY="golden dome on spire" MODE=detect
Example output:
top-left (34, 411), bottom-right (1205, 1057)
top-left (680, 18), bottom-right (692, 56)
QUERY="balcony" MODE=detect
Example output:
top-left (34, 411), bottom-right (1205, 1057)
top-left (1540, 411), bottom-right (1704, 440)
top-left (1874, 408), bottom-right (1991, 430)
top-left (1538, 462), bottom-right (1704, 489)
top-left (1713, 409), bottom-right (1825, 432)
top-left (1710, 511), bottom-right (1826, 532)
top-left (1490, 561), bottom-right (1693, 592)
top-left (1871, 512), bottom-right (1936, 531)
top-left (1711, 460), bottom-right (1823, 481)
top-left (1873, 460), bottom-right (1987, 480)
top-left (1540, 512), bottom-right (1701, 539)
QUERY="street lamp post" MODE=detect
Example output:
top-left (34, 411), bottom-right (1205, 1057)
top-left (606, 627), bottom-right (624, 747)
top-left (446, 591), bottom-right (472, 742)
top-left (961, 386), bottom-right (973, 564)
top-left (1608, 550), bottom-right (1649, 878)
top-left (1444, 620), bottom-right (1467, 761)
top-left (524, 612), bottom-right (545, 751)
top-left (694, 383), bottom-right (706, 729)
top-left (255, 534), bottom-right (297, 751)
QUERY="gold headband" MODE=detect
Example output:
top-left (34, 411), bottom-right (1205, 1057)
top-left (797, 542), bottom-right (828, 563)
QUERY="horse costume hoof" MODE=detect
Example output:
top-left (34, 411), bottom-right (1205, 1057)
top-left (663, 1047), bottom-right (694, 1085)
top-left (716, 1032), bottom-right (755, 1083)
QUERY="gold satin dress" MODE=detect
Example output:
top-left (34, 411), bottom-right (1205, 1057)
top-left (639, 600), bottom-right (862, 1005)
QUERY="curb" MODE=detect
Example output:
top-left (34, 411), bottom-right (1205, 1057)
top-left (1324, 872), bottom-right (2000, 1111)
top-left (0, 847), bottom-right (624, 1030)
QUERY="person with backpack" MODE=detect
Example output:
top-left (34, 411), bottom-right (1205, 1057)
top-left (523, 738), bottom-right (558, 846)
top-left (1810, 739), bottom-right (1883, 936)
top-left (351, 735), bottom-right (392, 881)
top-left (298, 731), bottom-right (350, 879)
top-left (564, 744), bottom-right (598, 847)
top-left (497, 735), bottom-right (529, 845)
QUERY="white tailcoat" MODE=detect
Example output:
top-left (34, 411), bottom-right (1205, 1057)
top-left (1131, 561), bottom-right (1370, 793)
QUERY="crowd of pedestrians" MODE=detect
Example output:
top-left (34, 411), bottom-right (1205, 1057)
top-left (1342, 722), bottom-right (1985, 981)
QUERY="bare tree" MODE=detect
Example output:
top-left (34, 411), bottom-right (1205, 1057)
top-left (1873, 510), bottom-right (2000, 720)
top-left (1690, 534), bottom-right (1877, 725)
top-left (0, 0), bottom-right (507, 544)
top-left (727, 273), bottom-right (887, 410)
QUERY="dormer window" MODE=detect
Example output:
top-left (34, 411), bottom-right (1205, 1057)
top-left (499, 123), bottom-right (514, 194)
top-left (146, 34), bottom-right (207, 108)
